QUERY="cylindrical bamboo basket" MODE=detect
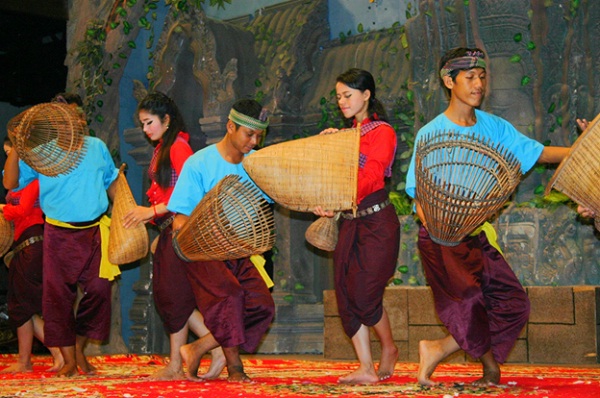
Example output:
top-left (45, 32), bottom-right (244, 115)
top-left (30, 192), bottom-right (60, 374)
top-left (242, 128), bottom-right (360, 212)
top-left (173, 174), bottom-right (275, 262)
top-left (6, 102), bottom-right (87, 177)
top-left (305, 216), bottom-right (338, 252)
top-left (546, 112), bottom-right (600, 229)
top-left (0, 214), bottom-right (14, 258)
top-left (108, 165), bottom-right (149, 264)
top-left (415, 130), bottom-right (522, 246)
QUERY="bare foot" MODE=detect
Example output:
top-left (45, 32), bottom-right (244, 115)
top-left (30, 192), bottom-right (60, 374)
top-left (56, 363), bottom-right (79, 377)
top-left (417, 340), bottom-right (445, 386)
top-left (227, 364), bottom-right (251, 382)
top-left (472, 366), bottom-right (500, 386)
top-left (146, 363), bottom-right (185, 380)
top-left (200, 348), bottom-right (226, 380)
top-left (77, 355), bottom-right (96, 375)
top-left (0, 362), bottom-right (33, 373)
top-left (377, 344), bottom-right (398, 380)
top-left (181, 337), bottom-right (212, 381)
top-left (47, 350), bottom-right (65, 372)
top-left (338, 364), bottom-right (379, 385)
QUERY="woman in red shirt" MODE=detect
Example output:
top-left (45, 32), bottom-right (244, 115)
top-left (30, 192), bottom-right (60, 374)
top-left (315, 69), bottom-right (400, 384)
top-left (123, 92), bottom-right (224, 380)
top-left (0, 138), bottom-right (63, 373)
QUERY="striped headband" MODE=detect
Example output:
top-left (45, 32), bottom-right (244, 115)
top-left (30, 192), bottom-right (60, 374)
top-left (440, 53), bottom-right (487, 78)
top-left (228, 108), bottom-right (269, 130)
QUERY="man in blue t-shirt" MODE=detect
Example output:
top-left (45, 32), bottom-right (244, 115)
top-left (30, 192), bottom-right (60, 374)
top-left (406, 47), bottom-right (571, 387)
top-left (168, 99), bottom-right (274, 383)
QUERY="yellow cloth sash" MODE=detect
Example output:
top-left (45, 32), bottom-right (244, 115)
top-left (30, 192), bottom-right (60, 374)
top-left (45, 216), bottom-right (121, 281)
top-left (250, 254), bottom-right (274, 288)
top-left (470, 221), bottom-right (504, 256)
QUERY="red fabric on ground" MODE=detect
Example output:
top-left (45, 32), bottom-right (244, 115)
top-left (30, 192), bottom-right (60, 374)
top-left (1, 354), bottom-right (599, 397)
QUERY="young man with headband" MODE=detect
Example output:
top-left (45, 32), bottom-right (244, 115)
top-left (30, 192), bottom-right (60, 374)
top-left (405, 47), bottom-right (571, 386)
top-left (167, 98), bottom-right (274, 382)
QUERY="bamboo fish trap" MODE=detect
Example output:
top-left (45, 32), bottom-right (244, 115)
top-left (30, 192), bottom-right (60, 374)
top-left (242, 128), bottom-right (360, 212)
top-left (415, 130), bottom-right (522, 246)
top-left (108, 164), bottom-right (149, 264)
top-left (305, 215), bottom-right (339, 252)
top-left (7, 102), bottom-right (87, 177)
top-left (173, 174), bottom-right (275, 262)
top-left (0, 214), bottom-right (14, 258)
top-left (545, 112), bottom-right (600, 230)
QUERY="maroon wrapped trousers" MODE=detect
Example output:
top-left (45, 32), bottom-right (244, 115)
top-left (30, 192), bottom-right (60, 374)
top-left (184, 257), bottom-right (274, 353)
top-left (7, 224), bottom-right (44, 329)
top-left (334, 189), bottom-right (400, 338)
top-left (417, 225), bottom-right (530, 363)
top-left (42, 222), bottom-right (111, 347)
top-left (152, 224), bottom-right (196, 334)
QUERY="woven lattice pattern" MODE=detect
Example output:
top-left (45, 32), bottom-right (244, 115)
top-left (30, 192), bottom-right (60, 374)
top-left (242, 128), bottom-right (360, 212)
top-left (415, 130), bottom-right (521, 246)
top-left (108, 166), bottom-right (149, 264)
top-left (7, 102), bottom-right (87, 177)
top-left (305, 216), bottom-right (338, 252)
top-left (173, 175), bottom-right (275, 262)
top-left (546, 112), bottom-right (600, 230)
top-left (0, 214), bottom-right (14, 257)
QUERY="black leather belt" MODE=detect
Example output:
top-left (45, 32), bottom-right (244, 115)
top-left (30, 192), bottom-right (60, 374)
top-left (340, 199), bottom-right (391, 220)
top-left (13, 235), bottom-right (43, 254)
top-left (158, 215), bottom-right (175, 232)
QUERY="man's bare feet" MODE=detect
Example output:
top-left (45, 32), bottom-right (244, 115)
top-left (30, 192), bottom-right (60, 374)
top-left (417, 340), bottom-right (446, 386)
top-left (0, 362), bottom-right (33, 373)
top-left (338, 364), bottom-right (379, 384)
top-left (472, 369), bottom-right (500, 386)
top-left (76, 354), bottom-right (96, 375)
top-left (200, 348), bottom-right (226, 380)
top-left (226, 364), bottom-right (251, 382)
top-left (146, 360), bottom-right (185, 381)
top-left (377, 344), bottom-right (398, 380)
top-left (56, 362), bottom-right (79, 377)
top-left (47, 350), bottom-right (65, 372)
top-left (181, 334), bottom-right (218, 381)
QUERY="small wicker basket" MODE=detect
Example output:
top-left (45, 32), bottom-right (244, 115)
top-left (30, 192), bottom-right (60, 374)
top-left (546, 112), bottom-right (600, 230)
top-left (108, 165), bottom-right (149, 264)
top-left (7, 102), bottom-right (87, 177)
top-left (305, 216), bottom-right (339, 252)
top-left (173, 175), bottom-right (275, 262)
top-left (415, 130), bottom-right (522, 246)
top-left (242, 128), bottom-right (360, 212)
top-left (0, 214), bottom-right (14, 258)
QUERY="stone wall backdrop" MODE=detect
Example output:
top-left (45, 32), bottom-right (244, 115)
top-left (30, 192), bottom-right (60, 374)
top-left (62, 0), bottom-right (600, 360)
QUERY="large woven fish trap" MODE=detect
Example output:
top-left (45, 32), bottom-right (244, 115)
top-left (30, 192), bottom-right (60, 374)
top-left (546, 112), bottom-right (600, 230)
top-left (6, 102), bottom-right (87, 177)
top-left (173, 174), bottom-right (275, 262)
top-left (108, 165), bottom-right (149, 264)
top-left (0, 214), bottom-right (14, 258)
top-left (415, 130), bottom-right (522, 246)
top-left (242, 128), bottom-right (360, 212)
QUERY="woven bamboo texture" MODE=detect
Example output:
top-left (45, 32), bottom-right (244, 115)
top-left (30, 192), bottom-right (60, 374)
top-left (546, 112), bottom-right (600, 230)
top-left (6, 102), bottom-right (87, 177)
top-left (415, 130), bottom-right (522, 246)
top-left (305, 216), bottom-right (338, 252)
top-left (242, 128), bottom-right (360, 212)
top-left (173, 175), bottom-right (275, 262)
top-left (0, 214), bottom-right (14, 258)
top-left (108, 165), bottom-right (149, 264)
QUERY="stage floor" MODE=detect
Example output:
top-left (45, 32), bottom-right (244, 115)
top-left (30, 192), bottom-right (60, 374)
top-left (1, 353), bottom-right (599, 397)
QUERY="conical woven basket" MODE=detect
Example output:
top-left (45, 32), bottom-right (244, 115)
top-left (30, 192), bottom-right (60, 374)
top-left (173, 174), bottom-right (275, 262)
top-left (0, 214), bottom-right (14, 258)
top-left (7, 102), bottom-right (87, 177)
top-left (108, 165), bottom-right (149, 264)
top-left (546, 112), bottom-right (600, 229)
top-left (416, 130), bottom-right (522, 246)
top-left (305, 216), bottom-right (338, 252)
top-left (242, 128), bottom-right (360, 212)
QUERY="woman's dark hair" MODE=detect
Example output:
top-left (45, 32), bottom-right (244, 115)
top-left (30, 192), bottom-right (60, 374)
top-left (137, 91), bottom-right (186, 188)
top-left (336, 68), bottom-right (388, 126)
top-left (439, 47), bottom-right (485, 98)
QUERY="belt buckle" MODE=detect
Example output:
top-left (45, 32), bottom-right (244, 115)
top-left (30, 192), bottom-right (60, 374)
top-left (372, 204), bottom-right (381, 213)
